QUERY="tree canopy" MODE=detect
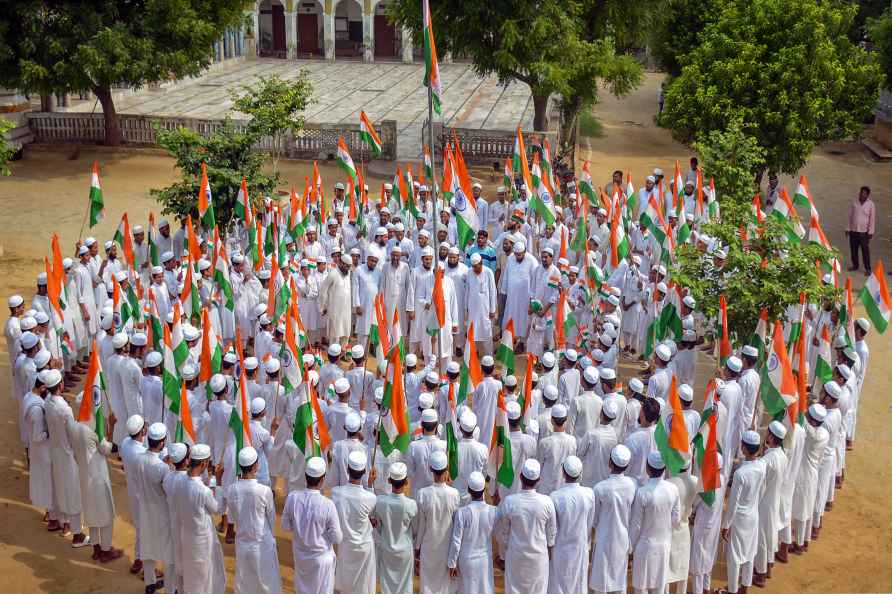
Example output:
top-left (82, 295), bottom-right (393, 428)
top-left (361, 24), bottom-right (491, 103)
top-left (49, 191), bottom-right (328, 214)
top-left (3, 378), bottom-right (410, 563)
top-left (661, 0), bottom-right (883, 178)
top-left (649, 0), bottom-right (720, 77)
top-left (0, 0), bottom-right (245, 146)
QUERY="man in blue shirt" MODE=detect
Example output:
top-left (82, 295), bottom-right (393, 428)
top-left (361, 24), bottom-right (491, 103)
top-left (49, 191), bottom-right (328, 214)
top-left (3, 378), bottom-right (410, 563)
top-left (465, 229), bottom-right (497, 273)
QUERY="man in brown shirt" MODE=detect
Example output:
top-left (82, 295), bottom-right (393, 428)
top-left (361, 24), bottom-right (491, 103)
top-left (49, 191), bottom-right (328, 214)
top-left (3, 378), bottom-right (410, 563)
top-left (846, 186), bottom-right (875, 274)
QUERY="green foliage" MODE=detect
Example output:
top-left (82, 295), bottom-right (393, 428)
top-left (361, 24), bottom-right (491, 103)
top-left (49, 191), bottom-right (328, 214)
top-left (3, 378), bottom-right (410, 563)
top-left (231, 73), bottom-right (315, 172)
top-left (649, 0), bottom-right (722, 77)
top-left (868, 9), bottom-right (892, 90)
top-left (661, 0), bottom-right (883, 177)
top-left (692, 117), bottom-right (765, 204)
top-left (150, 121), bottom-right (278, 229)
top-left (0, 118), bottom-right (15, 177)
top-left (578, 111), bottom-right (603, 139)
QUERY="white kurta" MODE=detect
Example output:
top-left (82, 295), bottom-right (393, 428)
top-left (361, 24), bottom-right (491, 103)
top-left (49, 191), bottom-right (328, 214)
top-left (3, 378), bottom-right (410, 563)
top-left (135, 449), bottom-right (172, 562)
top-left (407, 266), bottom-right (435, 343)
top-left (536, 432), bottom-right (577, 495)
top-left (372, 493), bottom-right (417, 594)
top-left (568, 392), bottom-right (602, 443)
top-left (498, 489), bottom-right (557, 594)
top-left (757, 446), bottom-right (788, 572)
top-left (381, 260), bottom-right (411, 337)
top-left (227, 478), bottom-right (282, 594)
top-left (792, 423), bottom-right (829, 523)
top-left (464, 266), bottom-right (497, 342)
top-left (722, 458), bottom-right (766, 565)
top-left (629, 477), bottom-right (681, 591)
top-left (778, 423), bottom-right (805, 533)
top-left (499, 253), bottom-right (538, 335)
top-left (352, 264), bottom-right (382, 336)
top-left (331, 483), bottom-right (377, 594)
top-left (416, 482), bottom-right (461, 594)
top-left (689, 475), bottom-right (727, 578)
top-left (22, 392), bottom-right (54, 509)
top-left (666, 472), bottom-right (699, 583)
top-left (68, 420), bottom-right (115, 528)
top-left (498, 430), bottom-right (537, 499)
top-left (472, 376), bottom-right (502, 456)
top-left (44, 395), bottom-right (82, 516)
top-left (578, 423), bottom-right (617, 488)
top-left (548, 483), bottom-right (595, 594)
top-left (448, 500), bottom-right (499, 594)
top-left (177, 476), bottom-right (226, 594)
top-left (282, 489), bottom-right (343, 594)
top-left (319, 269), bottom-right (353, 340)
top-left (590, 473), bottom-right (637, 593)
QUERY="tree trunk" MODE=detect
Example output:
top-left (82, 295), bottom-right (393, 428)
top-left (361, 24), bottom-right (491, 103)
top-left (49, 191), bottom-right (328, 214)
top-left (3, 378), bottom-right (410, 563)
top-left (532, 92), bottom-right (550, 131)
top-left (39, 94), bottom-right (54, 112)
top-left (558, 95), bottom-right (583, 169)
top-left (93, 85), bottom-right (122, 146)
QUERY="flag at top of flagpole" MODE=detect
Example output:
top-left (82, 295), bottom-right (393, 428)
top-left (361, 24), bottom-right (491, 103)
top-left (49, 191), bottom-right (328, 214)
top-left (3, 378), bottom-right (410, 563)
top-left (198, 162), bottom-right (216, 230)
top-left (89, 162), bottom-right (104, 227)
top-left (859, 260), bottom-right (892, 333)
top-left (359, 111), bottom-right (382, 157)
top-left (422, 0), bottom-right (443, 115)
top-left (336, 137), bottom-right (358, 183)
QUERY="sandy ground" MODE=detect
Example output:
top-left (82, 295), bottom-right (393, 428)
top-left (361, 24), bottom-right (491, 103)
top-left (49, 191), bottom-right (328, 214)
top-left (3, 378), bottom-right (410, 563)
top-left (0, 72), bottom-right (890, 593)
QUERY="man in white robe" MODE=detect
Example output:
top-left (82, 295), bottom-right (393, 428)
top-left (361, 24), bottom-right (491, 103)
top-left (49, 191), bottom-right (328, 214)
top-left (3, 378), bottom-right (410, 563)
top-left (548, 456), bottom-right (595, 594)
top-left (448, 471), bottom-right (498, 594)
top-left (537, 404), bottom-right (577, 495)
top-left (319, 255), bottom-right (353, 347)
top-left (472, 357), bottom-right (501, 456)
top-left (22, 372), bottom-right (54, 528)
top-left (464, 253), bottom-right (498, 355)
top-left (372, 462), bottom-right (417, 594)
top-left (381, 248), bottom-right (411, 338)
top-left (331, 450), bottom-right (377, 594)
top-left (352, 254), bottom-right (381, 345)
top-left (775, 415), bottom-right (805, 564)
top-left (454, 411), bottom-right (489, 502)
top-left (282, 456), bottom-right (342, 594)
top-left (136, 422), bottom-right (174, 593)
top-left (753, 421), bottom-right (788, 587)
top-left (407, 247), bottom-right (436, 356)
top-left (689, 454), bottom-right (726, 594)
top-left (666, 462), bottom-right (699, 593)
top-left (499, 242), bottom-right (538, 346)
top-left (74, 246), bottom-right (99, 349)
top-left (499, 402), bottom-right (537, 500)
top-left (791, 404), bottom-right (829, 553)
top-left (416, 451), bottom-right (460, 594)
top-left (578, 399), bottom-right (618, 487)
top-left (590, 445), bottom-right (637, 594)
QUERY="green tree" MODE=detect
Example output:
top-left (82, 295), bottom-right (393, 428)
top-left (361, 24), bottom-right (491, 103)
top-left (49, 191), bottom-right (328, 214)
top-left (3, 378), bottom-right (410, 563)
top-left (0, 1), bottom-right (244, 146)
top-left (0, 117), bottom-right (16, 176)
top-left (661, 0), bottom-right (883, 180)
top-left (869, 8), bottom-right (892, 90)
top-left (231, 73), bottom-right (315, 174)
top-left (692, 117), bottom-right (766, 204)
top-left (649, 0), bottom-right (721, 77)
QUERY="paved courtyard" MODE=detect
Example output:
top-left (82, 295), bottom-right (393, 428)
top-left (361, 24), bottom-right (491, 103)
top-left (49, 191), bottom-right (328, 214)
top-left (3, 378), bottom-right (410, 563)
top-left (67, 58), bottom-right (534, 160)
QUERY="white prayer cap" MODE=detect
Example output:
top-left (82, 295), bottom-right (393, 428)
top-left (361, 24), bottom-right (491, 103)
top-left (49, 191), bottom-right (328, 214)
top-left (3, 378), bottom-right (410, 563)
top-left (606, 295), bottom-right (620, 308)
top-left (256, 269), bottom-right (271, 280)
top-left (375, 226), bottom-right (388, 237)
top-left (629, 377), bottom-right (645, 394)
top-left (7, 295), bottom-right (23, 308)
top-left (611, 444), bottom-right (632, 467)
top-left (532, 372), bottom-right (539, 383)
top-left (835, 363), bottom-right (852, 379)
top-left (602, 399), bottom-right (618, 419)
top-left (583, 366), bottom-right (599, 385)
top-left (143, 351), bottom-right (162, 368)
top-left (655, 281), bottom-right (668, 294)
top-left (34, 349), bottom-right (51, 369)
top-left (653, 168), bottom-right (664, 177)
top-left (334, 182), bottom-right (345, 190)
top-left (469, 253), bottom-right (482, 265)
top-left (551, 403), bottom-right (568, 419)
top-left (522, 458), bottom-right (541, 481)
top-left (600, 367), bottom-right (617, 381)
top-left (250, 397), bottom-right (267, 416)
top-left (599, 333), bottom-right (615, 347)
top-left (646, 451), bottom-right (665, 470)
top-left (421, 246), bottom-right (435, 258)
top-left (238, 446), bottom-right (258, 467)
top-left (306, 456), bottom-right (327, 478)
top-left (348, 450), bottom-right (368, 472)
top-left (420, 185), bottom-right (430, 192)
top-left (340, 254), bottom-right (352, 266)
top-left (101, 314), bottom-right (114, 331)
top-left (541, 352), bottom-right (556, 368)
top-left (112, 332), bottom-right (129, 349)
top-left (160, 251), bottom-right (174, 263)
top-left (564, 348), bottom-right (578, 363)
top-left (197, 258), bottom-right (212, 272)
top-left (741, 345), bottom-right (759, 358)
top-left (481, 355), bottom-right (495, 367)
top-left (419, 229), bottom-right (431, 239)
top-left (726, 355), bottom-right (743, 373)
top-left (334, 377), bottom-right (350, 395)
top-left (541, 246), bottom-right (554, 257)
top-left (430, 450), bottom-right (448, 472)
top-left (183, 324), bottom-right (200, 341)
top-left (167, 442), bottom-right (188, 464)
top-left (297, 353), bottom-right (314, 369)
top-left (822, 273), bottom-right (833, 284)
top-left (34, 311), bottom-right (49, 325)
top-left (383, 182), bottom-right (393, 190)
top-left (421, 408), bottom-right (438, 424)
top-left (350, 344), bottom-right (365, 359)
top-left (38, 368), bottom-right (61, 388)
top-left (544, 385), bottom-right (559, 402)
top-left (181, 363), bottom-right (198, 380)
top-left (768, 420), bottom-right (787, 440)
top-left (20, 316), bottom-right (36, 331)
top-left (188, 443), bottom-right (209, 461)
top-left (506, 401), bottom-right (522, 420)
top-left (679, 384), bottom-right (694, 402)
top-left (683, 295), bottom-right (696, 309)
top-left (425, 371), bottom-right (439, 385)
top-left (682, 329), bottom-right (697, 342)
top-left (36, 272), bottom-right (47, 285)
top-left (244, 356), bottom-right (259, 370)
top-left (416, 392), bottom-right (434, 411)
top-left (460, 411), bottom-right (478, 433)
top-left (446, 361), bottom-right (460, 374)
top-left (77, 245), bottom-right (90, 256)
top-left (151, 265), bottom-right (163, 275)
top-left (374, 386), bottom-right (384, 404)
top-left (468, 471), bottom-right (486, 492)
top-left (832, 334), bottom-right (848, 349)
top-left (513, 241), bottom-right (526, 254)
top-left (856, 317), bottom-right (871, 333)
top-left (504, 375), bottom-right (517, 387)
top-left (471, 181), bottom-right (483, 190)
top-left (104, 240), bottom-right (114, 251)
top-left (742, 430), bottom-right (761, 447)
top-left (123, 414), bottom-right (145, 438)
top-left (158, 218), bottom-right (170, 228)
top-left (496, 185), bottom-right (506, 193)
top-left (209, 373), bottom-right (227, 394)
top-left (148, 422), bottom-right (167, 441)
top-left (344, 412), bottom-right (362, 433)
top-left (823, 380), bottom-right (842, 399)
top-left (389, 461), bottom-right (408, 481)
top-left (132, 225), bottom-right (144, 234)
top-left (20, 331), bottom-right (39, 350)
top-left (448, 246), bottom-right (460, 256)
top-left (380, 206), bottom-right (391, 214)
top-left (808, 403), bottom-right (827, 423)
top-left (655, 344), bottom-right (672, 362)
top-left (405, 353), bottom-right (418, 367)
top-left (589, 234), bottom-right (602, 245)
top-left (327, 343), bottom-right (342, 357)
top-left (560, 455), bottom-right (582, 479)
top-left (842, 346), bottom-right (857, 362)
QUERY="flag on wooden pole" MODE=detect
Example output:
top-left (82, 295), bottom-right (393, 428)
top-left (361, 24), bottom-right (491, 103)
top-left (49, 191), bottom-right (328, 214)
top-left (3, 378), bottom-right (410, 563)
top-left (88, 162), bottom-right (104, 227)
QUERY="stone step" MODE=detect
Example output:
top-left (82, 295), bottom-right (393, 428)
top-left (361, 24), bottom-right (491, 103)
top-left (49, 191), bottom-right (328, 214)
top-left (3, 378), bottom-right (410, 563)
top-left (861, 137), bottom-right (892, 161)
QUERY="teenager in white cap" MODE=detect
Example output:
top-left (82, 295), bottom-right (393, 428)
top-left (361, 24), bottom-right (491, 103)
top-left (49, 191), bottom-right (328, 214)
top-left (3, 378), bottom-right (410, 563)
top-left (579, 399), bottom-right (619, 488)
top-left (776, 400), bottom-right (806, 564)
top-left (719, 430), bottom-right (766, 594)
top-left (162, 442), bottom-right (190, 593)
top-left (453, 410), bottom-right (488, 501)
top-left (318, 343), bottom-right (344, 396)
top-left (568, 365), bottom-right (602, 442)
top-left (135, 422), bottom-right (173, 593)
top-left (406, 245), bottom-right (436, 356)
top-left (407, 406), bottom-right (444, 496)
top-left (381, 245), bottom-right (411, 338)
top-left (499, 240), bottom-right (538, 350)
top-left (248, 397), bottom-right (273, 488)
top-left (813, 378), bottom-right (842, 536)
top-left (227, 446), bottom-right (282, 594)
top-left (22, 369), bottom-right (55, 529)
top-left (791, 404), bottom-right (829, 553)
top-left (119, 333), bottom-right (145, 445)
top-left (738, 345), bottom-right (761, 431)
top-left (372, 461), bottom-right (417, 594)
top-left (689, 452), bottom-right (726, 594)
top-left (448, 470), bottom-right (498, 594)
top-left (5, 294), bottom-right (24, 368)
top-left (537, 403), bottom-right (577, 495)
top-left (719, 356), bottom-right (744, 471)
top-left (119, 415), bottom-right (147, 573)
top-left (416, 450), bottom-right (460, 594)
top-left (295, 259), bottom-right (323, 347)
top-left (624, 398), bottom-right (660, 485)
top-left (282, 456), bottom-right (342, 594)
top-left (590, 444), bottom-right (637, 594)
top-left (557, 349), bottom-right (581, 405)
top-left (331, 450), bottom-right (377, 594)
top-left (648, 344), bottom-right (673, 400)
top-left (666, 457), bottom-right (699, 593)
top-left (176, 443), bottom-right (226, 594)
top-left (325, 377), bottom-right (356, 443)
top-left (73, 245), bottom-right (100, 346)
top-left (497, 458), bottom-right (556, 594)
top-left (105, 331), bottom-right (129, 445)
top-left (473, 355), bottom-right (502, 452)
top-left (753, 421), bottom-right (788, 587)
top-left (526, 247), bottom-right (560, 357)
top-left (629, 451), bottom-right (680, 594)
top-left (548, 455), bottom-right (595, 594)
top-left (139, 351), bottom-right (163, 425)
top-left (499, 401), bottom-right (537, 501)
top-left (69, 388), bottom-right (123, 563)
top-left (319, 253), bottom-right (353, 347)
top-left (345, 344), bottom-right (376, 411)
top-left (464, 250), bottom-right (498, 356)
top-left (328, 412), bottom-right (367, 488)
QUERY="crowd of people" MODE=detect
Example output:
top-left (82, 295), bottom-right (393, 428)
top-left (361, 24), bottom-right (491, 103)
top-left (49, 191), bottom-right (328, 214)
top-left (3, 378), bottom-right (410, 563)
top-left (4, 159), bottom-right (875, 594)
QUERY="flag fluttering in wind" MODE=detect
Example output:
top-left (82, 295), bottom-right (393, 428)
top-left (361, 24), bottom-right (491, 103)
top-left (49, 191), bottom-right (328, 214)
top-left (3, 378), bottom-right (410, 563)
top-left (496, 318), bottom-right (516, 375)
top-left (458, 322), bottom-right (483, 404)
top-left (422, 0), bottom-right (443, 114)
top-left (488, 390), bottom-right (513, 487)
top-left (77, 339), bottom-right (107, 441)
top-left (198, 162), bottom-right (216, 230)
top-left (359, 111), bottom-right (382, 157)
top-left (336, 137), bottom-right (358, 183)
top-left (655, 375), bottom-right (691, 475)
top-left (89, 162), bottom-right (104, 227)
top-left (379, 346), bottom-right (410, 455)
top-left (859, 260), bottom-right (891, 333)
top-left (759, 321), bottom-right (798, 420)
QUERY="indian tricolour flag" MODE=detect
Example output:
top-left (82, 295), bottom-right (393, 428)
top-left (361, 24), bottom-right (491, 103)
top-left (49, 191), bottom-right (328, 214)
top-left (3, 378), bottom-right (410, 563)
top-left (530, 153), bottom-right (557, 225)
top-left (114, 213), bottom-right (136, 269)
top-left (814, 324), bottom-right (833, 389)
top-left (77, 339), bottom-right (107, 441)
top-left (488, 390), bottom-right (514, 488)
top-left (170, 301), bottom-right (189, 369)
top-left (555, 289), bottom-right (576, 351)
top-left (759, 321), bottom-right (798, 419)
top-left (859, 260), bottom-right (891, 333)
top-left (496, 318), bottom-right (516, 375)
top-left (609, 199), bottom-right (629, 269)
top-left (359, 111), bottom-right (382, 157)
top-left (458, 322), bottom-right (483, 404)
top-left (388, 309), bottom-right (405, 361)
top-left (198, 162), bottom-right (216, 230)
top-left (280, 313), bottom-right (304, 393)
top-left (513, 127), bottom-right (534, 195)
top-left (182, 259), bottom-right (201, 321)
top-left (88, 162), bottom-right (104, 228)
top-left (199, 308), bottom-right (222, 399)
top-left (175, 381), bottom-right (198, 446)
top-left (379, 347), bottom-right (410, 455)
top-left (336, 137), bottom-right (358, 183)
top-left (234, 178), bottom-right (251, 224)
top-left (424, 146), bottom-right (434, 181)
top-left (655, 375), bottom-right (691, 475)
top-left (639, 194), bottom-right (667, 244)
top-left (213, 237), bottom-right (235, 311)
top-left (692, 392), bottom-right (720, 505)
top-left (793, 175), bottom-right (820, 220)
top-left (230, 370), bottom-right (254, 470)
top-left (422, 0), bottom-right (443, 114)
top-left (718, 294), bottom-right (732, 366)
top-left (771, 188), bottom-right (805, 242)
top-left (444, 149), bottom-right (479, 249)
top-left (445, 381), bottom-right (460, 480)
top-left (370, 293), bottom-right (390, 374)
top-left (162, 324), bottom-right (183, 418)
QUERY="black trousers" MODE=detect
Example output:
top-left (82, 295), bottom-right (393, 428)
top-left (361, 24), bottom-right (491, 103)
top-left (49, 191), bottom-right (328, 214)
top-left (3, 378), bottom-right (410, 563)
top-left (849, 231), bottom-right (871, 271)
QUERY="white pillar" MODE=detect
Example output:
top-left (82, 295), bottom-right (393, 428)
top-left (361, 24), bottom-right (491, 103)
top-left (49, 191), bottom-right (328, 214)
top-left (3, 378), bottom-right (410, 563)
top-left (401, 27), bottom-right (413, 63)
top-left (323, 9), bottom-right (335, 60)
top-left (443, 51), bottom-right (452, 64)
top-left (285, 11), bottom-right (297, 58)
top-left (362, 12), bottom-right (374, 62)
top-left (251, 9), bottom-right (260, 57)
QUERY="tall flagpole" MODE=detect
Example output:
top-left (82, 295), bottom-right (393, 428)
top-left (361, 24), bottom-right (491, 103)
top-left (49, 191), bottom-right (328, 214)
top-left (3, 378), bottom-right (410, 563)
top-left (425, 0), bottom-right (444, 376)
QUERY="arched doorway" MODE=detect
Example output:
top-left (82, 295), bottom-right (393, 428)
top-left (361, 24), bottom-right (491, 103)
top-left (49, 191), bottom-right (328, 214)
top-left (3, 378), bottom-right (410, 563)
top-left (258, 0), bottom-right (287, 58)
top-left (296, 0), bottom-right (324, 56)
top-left (334, 0), bottom-right (364, 59)
top-left (373, 2), bottom-right (397, 59)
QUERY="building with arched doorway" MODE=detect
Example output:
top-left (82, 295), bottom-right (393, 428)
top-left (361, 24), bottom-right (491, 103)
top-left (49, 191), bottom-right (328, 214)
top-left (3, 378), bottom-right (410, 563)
top-left (250, 0), bottom-right (414, 62)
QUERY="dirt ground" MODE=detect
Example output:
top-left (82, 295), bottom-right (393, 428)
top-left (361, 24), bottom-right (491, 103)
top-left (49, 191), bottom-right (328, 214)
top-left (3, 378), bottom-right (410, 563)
top-left (0, 71), bottom-right (890, 593)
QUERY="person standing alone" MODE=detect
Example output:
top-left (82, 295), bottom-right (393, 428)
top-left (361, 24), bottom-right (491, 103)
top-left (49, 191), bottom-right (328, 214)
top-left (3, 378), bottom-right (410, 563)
top-left (846, 186), bottom-right (875, 274)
